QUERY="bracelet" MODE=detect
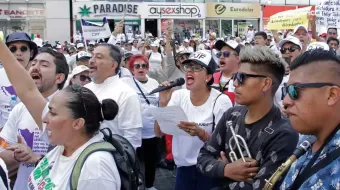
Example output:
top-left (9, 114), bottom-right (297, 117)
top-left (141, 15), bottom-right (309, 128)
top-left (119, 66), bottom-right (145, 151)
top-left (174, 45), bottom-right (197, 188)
top-left (35, 155), bottom-right (44, 167)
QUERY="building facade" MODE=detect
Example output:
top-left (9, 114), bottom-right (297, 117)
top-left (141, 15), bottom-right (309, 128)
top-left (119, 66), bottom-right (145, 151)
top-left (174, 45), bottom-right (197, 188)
top-left (0, 0), bottom-right (70, 43)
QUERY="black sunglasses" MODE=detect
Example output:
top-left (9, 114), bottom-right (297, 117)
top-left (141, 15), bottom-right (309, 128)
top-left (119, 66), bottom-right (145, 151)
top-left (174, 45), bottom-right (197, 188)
top-left (280, 46), bottom-right (300, 54)
top-left (232, 72), bottom-right (267, 85)
top-left (79, 75), bottom-right (91, 82)
top-left (9, 46), bottom-right (29, 53)
top-left (134, 64), bottom-right (147, 69)
top-left (216, 51), bottom-right (238, 58)
top-left (71, 84), bottom-right (88, 117)
top-left (282, 83), bottom-right (338, 100)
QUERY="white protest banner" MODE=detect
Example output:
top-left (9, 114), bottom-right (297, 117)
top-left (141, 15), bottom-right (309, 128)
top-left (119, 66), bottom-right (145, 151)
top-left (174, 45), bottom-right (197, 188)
top-left (81, 17), bottom-right (111, 40)
top-left (315, 0), bottom-right (340, 28)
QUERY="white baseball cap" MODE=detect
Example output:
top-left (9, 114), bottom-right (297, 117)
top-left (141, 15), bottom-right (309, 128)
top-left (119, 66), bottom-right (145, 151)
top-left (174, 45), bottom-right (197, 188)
top-left (76, 51), bottom-right (92, 61)
top-left (69, 65), bottom-right (89, 79)
top-left (215, 40), bottom-right (241, 54)
top-left (293, 25), bottom-right (308, 34)
top-left (184, 39), bottom-right (189, 43)
top-left (182, 50), bottom-right (216, 74)
top-left (307, 42), bottom-right (330, 51)
top-left (76, 43), bottom-right (84, 49)
top-left (278, 36), bottom-right (303, 50)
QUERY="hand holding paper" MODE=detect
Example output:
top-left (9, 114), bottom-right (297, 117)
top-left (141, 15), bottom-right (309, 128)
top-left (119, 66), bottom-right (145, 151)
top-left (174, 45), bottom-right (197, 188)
top-left (151, 106), bottom-right (190, 136)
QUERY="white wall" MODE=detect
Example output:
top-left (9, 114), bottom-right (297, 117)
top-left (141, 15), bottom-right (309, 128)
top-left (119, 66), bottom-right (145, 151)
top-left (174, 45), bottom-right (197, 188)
top-left (45, 0), bottom-right (70, 43)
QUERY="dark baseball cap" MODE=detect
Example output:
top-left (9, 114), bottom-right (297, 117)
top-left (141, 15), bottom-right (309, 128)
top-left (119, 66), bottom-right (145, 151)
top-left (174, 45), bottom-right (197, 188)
top-left (6, 32), bottom-right (38, 61)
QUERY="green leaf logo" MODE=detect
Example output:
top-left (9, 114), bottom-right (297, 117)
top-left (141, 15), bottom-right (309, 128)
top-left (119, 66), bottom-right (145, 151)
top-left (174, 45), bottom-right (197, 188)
top-left (79, 5), bottom-right (92, 17)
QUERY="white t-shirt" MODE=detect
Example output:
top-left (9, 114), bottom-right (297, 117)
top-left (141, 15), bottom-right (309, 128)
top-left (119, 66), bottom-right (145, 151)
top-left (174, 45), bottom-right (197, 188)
top-left (148, 52), bottom-right (162, 71)
top-left (28, 105), bottom-right (120, 190)
top-left (0, 68), bottom-right (21, 128)
top-left (0, 158), bottom-right (10, 190)
top-left (275, 75), bottom-right (290, 109)
top-left (121, 77), bottom-right (159, 139)
top-left (0, 92), bottom-right (58, 190)
top-left (118, 67), bottom-right (132, 78)
top-left (167, 89), bottom-right (233, 167)
top-left (85, 75), bottom-right (142, 148)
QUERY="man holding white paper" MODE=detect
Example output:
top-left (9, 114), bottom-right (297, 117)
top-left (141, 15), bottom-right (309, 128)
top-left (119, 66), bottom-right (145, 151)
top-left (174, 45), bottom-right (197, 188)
top-left (154, 50), bottom-right (233, 190)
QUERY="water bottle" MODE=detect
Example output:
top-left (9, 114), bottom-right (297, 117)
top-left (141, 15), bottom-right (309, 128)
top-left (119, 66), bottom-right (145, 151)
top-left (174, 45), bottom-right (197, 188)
top-left (9, 95), bottom-right (18, 111)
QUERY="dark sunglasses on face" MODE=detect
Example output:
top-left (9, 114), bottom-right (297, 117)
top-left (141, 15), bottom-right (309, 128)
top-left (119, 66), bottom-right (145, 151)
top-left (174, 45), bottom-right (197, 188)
top-left (9, 46), bottom-right (29, 53)
top-left (134, 64), bottom-right (147, 69)
top-left (280, 46), bottom-right (300, 54)
top-left (232, 72), bottom-right (267, 85)
top-left (282, 83), bottom-right (338, 100)
top-left (216, 51), bottom-right (238, 58)
top-left (79, 75), bottom-right (91, 82)
top-left (183, 64), bottom-right (205, 72)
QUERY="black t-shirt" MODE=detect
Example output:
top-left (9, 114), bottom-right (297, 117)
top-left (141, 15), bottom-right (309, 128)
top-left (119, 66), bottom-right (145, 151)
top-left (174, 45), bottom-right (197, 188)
top-left (197, 105), bottom-right (299, 190)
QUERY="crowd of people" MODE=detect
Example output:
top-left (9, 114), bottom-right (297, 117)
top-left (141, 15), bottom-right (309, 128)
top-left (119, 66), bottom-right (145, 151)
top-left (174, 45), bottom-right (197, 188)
top-left (0, 17), bottom-right (338, 190)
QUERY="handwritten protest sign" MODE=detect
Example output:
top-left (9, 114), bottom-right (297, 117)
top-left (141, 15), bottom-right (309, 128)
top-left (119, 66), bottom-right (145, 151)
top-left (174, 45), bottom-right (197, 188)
top-left (315, 0), bottom-right (340, 28)
top-left (267, 7), bottom-right (312, 30)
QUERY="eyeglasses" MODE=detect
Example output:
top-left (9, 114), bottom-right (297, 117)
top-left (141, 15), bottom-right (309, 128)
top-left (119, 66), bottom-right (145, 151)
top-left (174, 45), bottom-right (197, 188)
top-left (134, 64), bottom-right (148, 69)
top-left (9, 46), bottom-right (29, 53)
top-left (280, 46), bottom-right (300, 54)
top-left (71, 84), bottom-right (88, 117)
top-left (216, 51), bottom-right (238, 58)
top-left (232, 72), bottom-right (267, 85)
top-left (183, 64), bottom-right (205, 72)
top-left (79, 75), bottom-right (91, 82)
top-left (282, 83), bottom-right (338, 100)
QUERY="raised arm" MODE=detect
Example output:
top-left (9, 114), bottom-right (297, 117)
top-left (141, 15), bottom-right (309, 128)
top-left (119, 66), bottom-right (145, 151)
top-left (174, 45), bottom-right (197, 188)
top-left (0, 41), bottom-right (46, 128)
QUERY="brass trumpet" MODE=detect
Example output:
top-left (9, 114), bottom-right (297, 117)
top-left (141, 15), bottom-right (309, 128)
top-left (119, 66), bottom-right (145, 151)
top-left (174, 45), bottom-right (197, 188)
top-left (227, 121), bottom-right (252, 162)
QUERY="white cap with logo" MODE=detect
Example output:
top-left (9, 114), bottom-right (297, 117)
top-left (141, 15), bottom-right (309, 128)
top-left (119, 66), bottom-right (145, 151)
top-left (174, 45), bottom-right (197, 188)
top-left (307, 42), bottom-right (330, 51)
top-left (278, 36), bottom-right (303, 50)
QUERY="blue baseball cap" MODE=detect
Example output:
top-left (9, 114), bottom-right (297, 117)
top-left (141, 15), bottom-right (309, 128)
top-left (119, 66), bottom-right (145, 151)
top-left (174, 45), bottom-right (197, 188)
top-left (5, 32), bottom-right (38, 61)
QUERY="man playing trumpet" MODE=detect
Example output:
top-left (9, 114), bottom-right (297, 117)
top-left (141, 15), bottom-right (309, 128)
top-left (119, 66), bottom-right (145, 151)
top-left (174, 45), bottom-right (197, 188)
top-left (197, 46), bottom-right (299, 189)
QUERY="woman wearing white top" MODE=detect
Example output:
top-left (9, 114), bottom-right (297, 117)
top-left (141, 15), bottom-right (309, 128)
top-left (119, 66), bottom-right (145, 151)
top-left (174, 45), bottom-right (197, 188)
top-left (0, 40), bottom-right (121, 190)
top-left (155, 50), bottom-right (233, 190)
top-left (145, 41), bottom-right (166, 83)
top-left (122, 54), bottom-right (159, 190)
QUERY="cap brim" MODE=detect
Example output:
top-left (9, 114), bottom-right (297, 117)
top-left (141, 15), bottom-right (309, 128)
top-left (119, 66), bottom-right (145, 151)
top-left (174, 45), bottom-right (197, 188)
top-left (279, 39), bottom-right (301, 49)
top-left (182, 59), bottom-right (212, 74)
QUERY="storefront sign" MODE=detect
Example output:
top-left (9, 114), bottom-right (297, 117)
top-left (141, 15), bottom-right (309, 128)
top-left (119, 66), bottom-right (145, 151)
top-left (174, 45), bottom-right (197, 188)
top-left (267, 6), bottom-right (312, 30)
top-left (143, 3), bottom-right (206, 19)
top-left (0, 8), bottom-right (45, 18)
top-left (74, 2), bottom-right (140, 18)
top-left (207, 3), bottom-right (260, 18)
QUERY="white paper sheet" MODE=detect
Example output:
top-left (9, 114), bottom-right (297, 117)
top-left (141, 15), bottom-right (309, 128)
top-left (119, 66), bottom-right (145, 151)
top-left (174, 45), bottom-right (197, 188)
top-left (151, 106), bottom-right (190, 136)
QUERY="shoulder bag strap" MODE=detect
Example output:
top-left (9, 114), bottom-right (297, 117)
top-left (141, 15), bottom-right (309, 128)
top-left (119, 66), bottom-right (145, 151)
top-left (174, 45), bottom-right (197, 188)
top-left (212, 93), bottom-right (224, 131)
top-left (0, 165), bottom-right (8, 190)
top-left (70, 141), bottom-right (115, 190)
top-left (133, 78), bottom-right (150, 105)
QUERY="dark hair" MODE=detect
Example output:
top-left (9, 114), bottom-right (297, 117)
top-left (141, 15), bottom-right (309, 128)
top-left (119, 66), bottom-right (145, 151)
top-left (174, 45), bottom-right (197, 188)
top-left (255, 32), bottom-right (268, 40)
top-left (240, 46), bottom-right (285, 95)
top-left (290, 49), bottom-right (340, 71)
top-left (64, 85), bottom-right (119, 135)
top-left (97, 43), bottom-right (122, 74)
top-left (39, 47), bottom-right (69, 89)
top-left (327, 28), bottom-right (338, 34)
top-left (327, 37), bottom-right (339, 46)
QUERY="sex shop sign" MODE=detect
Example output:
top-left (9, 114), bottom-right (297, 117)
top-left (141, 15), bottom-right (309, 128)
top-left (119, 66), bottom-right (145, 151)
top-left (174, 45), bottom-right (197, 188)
top-left (141, 3), bottom-right (206, 19)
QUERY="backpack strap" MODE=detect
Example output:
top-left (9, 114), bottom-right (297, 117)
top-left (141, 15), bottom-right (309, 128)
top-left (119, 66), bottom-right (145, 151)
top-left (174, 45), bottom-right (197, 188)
top-left (70, 141), bottom-right (116, 190)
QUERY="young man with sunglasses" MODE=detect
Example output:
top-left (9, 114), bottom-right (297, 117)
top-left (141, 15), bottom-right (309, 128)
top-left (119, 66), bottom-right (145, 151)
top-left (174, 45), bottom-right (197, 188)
top-left (212, 40), bottom-right (240, 104)
top-left (0, 32), bottom-right (38, 128)
top-left (0, 48), bottom-right (68, 190)
top-left (280, 49), bottom-right (340, 190)
top-left (274, 36), bottom-right (303, 108)
top-left (197, 46), bottom-right (299, 190)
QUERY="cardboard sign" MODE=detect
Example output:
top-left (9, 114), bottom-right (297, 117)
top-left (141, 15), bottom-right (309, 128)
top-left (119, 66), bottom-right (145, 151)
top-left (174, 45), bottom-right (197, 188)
top-left (267, 7), bottom-right (312, 30)
top-left (315, 0), bottom-right (340, 28)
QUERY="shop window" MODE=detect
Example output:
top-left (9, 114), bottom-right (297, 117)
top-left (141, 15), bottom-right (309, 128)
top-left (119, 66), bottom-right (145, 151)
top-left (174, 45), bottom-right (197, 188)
top-left (173, 19), bottom-right (203, 43)
top-left (205, 20), bottom-right (219, 38)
